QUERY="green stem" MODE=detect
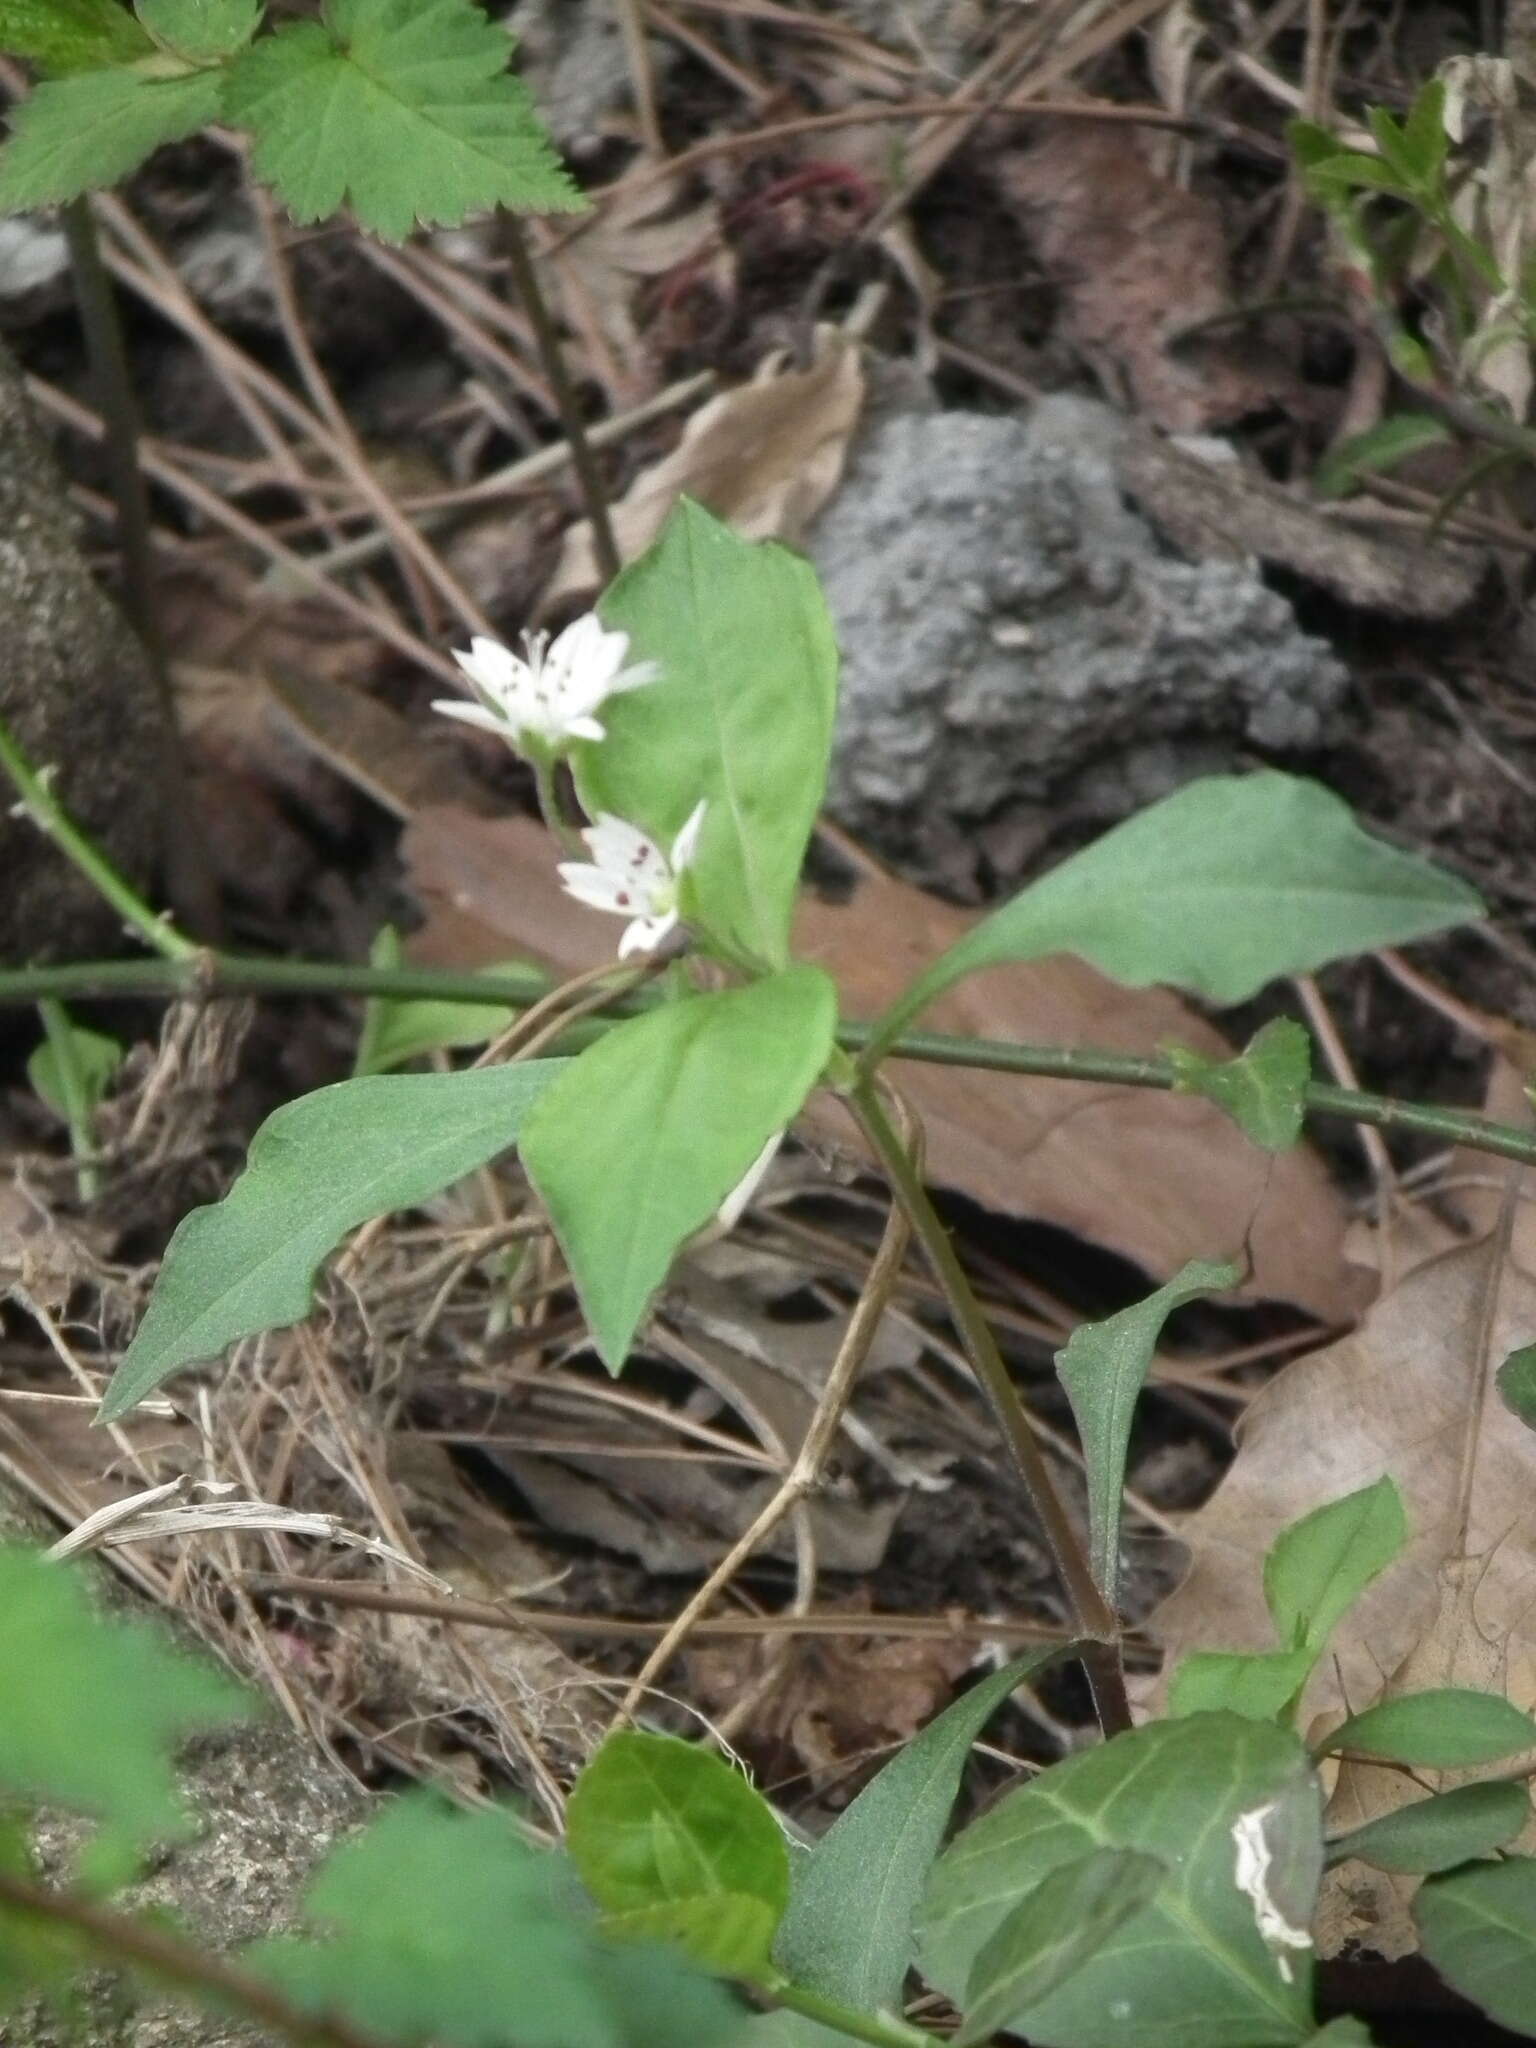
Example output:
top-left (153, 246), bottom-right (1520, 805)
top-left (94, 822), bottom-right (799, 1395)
top-left (36, 999), bottom-right (100, 1201)
top-left (531, 752), bottom-right (584, 857)
top-left (766, 1975), bottom-right (943, 2047)
top-left (850, 1081), bottom-right (1131, 1736)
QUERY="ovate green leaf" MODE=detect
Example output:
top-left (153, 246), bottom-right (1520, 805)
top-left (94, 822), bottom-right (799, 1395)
top-left (1415, 1856), bottom-right (1536, 2039)
top-left (0, 0), bottom-right (152, 74)
top-left (587, 500), bottom-right (839, 971)
top-left (1166, 1019), bottom-right (1311, 1152)
top-left (100, 1061), bottom-right (565, 1422)
top-left (1055, 1261), bottom-right (1238, 1607)
top-left (0, 63), bottom-right (221, 210)
top-left (1320, 1689), bottom-right (1536, 1769)
top-left (138, 0), bottom-right (261, 60)
top-left (867, 773), bottom-right (1482, 1058)
top-left (223, 0), bottom-right (583, 241)
top-left (1265, 1476), bottom-right (1406, 1656)
top-left (521, 967), bottom-right (836, 1370)
top-left (1166, 1648), bottom-right (1317, 1724)
top-left (1497, 1342), bottom-right (1536, 1433)
top-left (1326, 1782), bottom-right (1530, 1875)
top-left (776, 1648), bottom-right (1067, 2014)
top-left (919, 1712), bottom-right (1322, 2048)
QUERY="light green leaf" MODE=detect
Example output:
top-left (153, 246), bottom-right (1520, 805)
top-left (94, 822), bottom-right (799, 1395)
top-left (919, 1712), bottom-right (1322, 2048)
top-left (353, 927), bottom-right (517, 1075)
top-left (866, 773), bottom-right (1482, 1059)
top-left (1415, 1856), bottom-right (1536, 2038)
top-left (0, 62), bottom-right (221, 209)
top-left (956, 1848), bottom-right (1168, 2046)
top-left (1055, 1261), bottom-right (1238, 1607)
top-left (521, 966), bottom-right (836, 1370)
top-left (1166, 1648), bottom-right (1317, 1724)
top-left (250, 1795), bottom-right (746, 2048)
top-left (1314, 413), bottom-right (1452, 499)
top-left (1166, 1019), bottom-right (1311, 1152)
top-left (28, 1013), bottom-right (122, 1123)
top-left (602, 1896), bottom-right (780, 1979)
top-left (1265, 1476), bottom-right (1406, 1657)
top-left (1326, 1782), bottom-right (1530, 1875)
top-left (99, 1061), bottom-right (565, 1423)
top-left (776, 1647), bottom-right (1067, 2014)
top-left (0, 1545), bottom-right (250, 1886)
top-left (587, 500), bottom-right (839, 971)
top-left (568, 1732), bottom-right (788, 1980)
top-left (137, 0), bottom-right (260, 60)
top-left (1321, 1690), bottom-right (1536, 1769)
top-left (223, 0), bottom-right (583, 241)
top-left (0, 0), bottom-right (153, 74)
top-left (1497, 1342), bottom-right (1536, 1433)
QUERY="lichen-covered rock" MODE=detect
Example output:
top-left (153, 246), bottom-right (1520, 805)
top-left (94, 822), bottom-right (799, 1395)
top-left (0, 339), bottom-right (167, 964)
top-left (809, 396), bottom-right (1348, 872)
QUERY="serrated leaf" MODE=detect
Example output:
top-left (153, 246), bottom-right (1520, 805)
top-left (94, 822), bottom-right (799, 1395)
top-left (0, 62), bottom-right (221, 209)
top-left (138, 0), bottom-right (261, 60)
top-left (1326, 1782), bottom-right (1529, 1875)
top-left (1320, 1689), bottom-right (1536, 1769)
top-left (1055, 1260), bottom-right (1238, 1607)
top-left (521, 967), bottom-right (836, 1370)
top-left (866, 773), bottom-right (1482, 1058)
top-left (1265, 1476), bottom-right (1406, 1657)
top-left (568, 1732), bottom-right (787, 1980)
top-left (587, 500), bottom-right (840, 972)
top-left (1166, 1647), bottom-right (1317, 1724)
top-left (1497, 1342), bottom-right (1536, 1432)
top-left (919, 1713), bottom-right (1322, 2048)
top-left (0, 1545), bottom-right (250, 1885)
top-left (775, 1647), bottom-right (1067, 2014)
top-left (0, 0), bottom-right (153, 73)
top-left (223, 0), bottom-right (583, 241)
top-left (1313, 413), bottom-right (1453, 499)
top-left (249, 1795), bottom-right (745, 2048)
top-left (99, 1061), bottom-right (565, 1423)
top-left (1166, 1019), bottom-right (1311, 1152)
top-left (1415, 1856), bottom-right (1536, 2038)
top-left (956, 1848), bottom-right (1168, 2046)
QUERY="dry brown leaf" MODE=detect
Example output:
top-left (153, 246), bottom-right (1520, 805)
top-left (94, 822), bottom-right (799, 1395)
top-left (401, 806), bottom-right (1364, 1322)
top-left (542, 329), bottom-right (864, 609)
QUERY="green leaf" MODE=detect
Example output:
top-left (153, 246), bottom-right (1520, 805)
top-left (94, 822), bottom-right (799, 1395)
top-left (1303, 2024), bottom-right (1380, 2045)
top-left (775, 1648), bottom-right (1068, 2014)
top-left (99, 1061), bottom-right (565, 1423)
top-left (956, 1848), bottom-right (1168, 2046)
top-left (918, 1712), bottom-right (1322, 2048)
top-left (353, 927), bottom-right (517, 1075)
top-left (0, 62), bottom-right (222, 209)
top-left (1313, 413), bottom-right (1453, 499)
top-left (1497, 1342), bottom-right (1536, 1433)
top-left (602, 1895), bottom-right (781, 1979)
top-left (568, 1732), bottom-right (788, 1980)
top-left (222, 0), bottom-right (582, 241)
top-left (1055, 1261), bottom-right (1238, 1607)
top-left (28, 1014), bottom-right (122, 1123)
top-left (1302, 153), bottom-right (1414, 200)
top-left (1320, 1690), bottom-right (1536, 1769)
top-left (1166, 1648), bottom-right (1317, 1724)
top-left (1415, 1856), bottom-right (1536, 2038)
top-left (1402, 79), bottom-right (1449, 183)
top-left (521, 966), bottom-right (836, 1370)
top-left (587, 500), bottom-right (839, 971)
top-left (137, 0), bottom-right (260, 60)
top-left (0, 1545), bottom-right (250, 1885)
top-left (0, 0), bottom-right (153, 73)
top-left (867, 773), bottom-right (1482, 1058)
top-left (250, 1794), bottom-right (746, 2048)
top-left (1326, 1782), bottom-right (1530, 1875)
top-left (1264, 1476), bottom-right (1406, 1657)
top-left (1166, 1019), bottom-right (1311, 1152)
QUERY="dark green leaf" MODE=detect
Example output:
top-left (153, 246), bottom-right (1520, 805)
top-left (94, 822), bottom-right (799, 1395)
top-left (919, 1712), bottom-right (1322, 2048)
top-left (587, 500), bottom-right (839, 971)
top-left (956, 1848), bottom-right (1167, 2046)
top-left (1166, 1648), bottom-right (1316, 1724)
top-left (1415, 1856), bottom-right (1536, 2038)
top-left (521, 967), bottom-right (836, 1370)
top-left (100, 1062), bottom-right (565, 1422)
top-left (1055, 1261), bottom-right (1238, 1606)
top-left (776, 1648), bottom-right (1067, 2013)
top-left (0, 63), bottom-right (221, 209)
top-left (138, 0), bottom-right (260, 60)
top-left (1313, 414), bottom-right (1453, 499)
top-left (1497, 1343), bottom-right (1536, 1433)
top-left (1264, 1476), bottom-right (1406, 1657)
top-left (1326, 1783), bottom-right (1530, 1875)
top-left (0, 0), bottom-right (152, 74)
top-left (1321, 1690), bottom-right (1536, 1770)
top-left (1166, 1019), bottom-right (1311, 1152)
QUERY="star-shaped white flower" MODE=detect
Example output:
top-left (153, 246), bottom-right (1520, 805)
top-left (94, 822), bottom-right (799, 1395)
top-left (557, 802), bottom-right (707, 958)
top-left (431, 613), bottom-right (659, 753)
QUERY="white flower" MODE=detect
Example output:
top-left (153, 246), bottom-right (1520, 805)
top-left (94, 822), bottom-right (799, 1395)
top-left (715, 1131), bottom-right (784, 1233)
top-left (431, 613), bottom-right (659, 752)
top-left (557, 801), bottom-right (707, 958)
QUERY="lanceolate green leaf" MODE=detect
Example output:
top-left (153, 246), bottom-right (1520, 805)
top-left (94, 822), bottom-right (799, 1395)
top-left (521, 966), bottom-right (837, 1370)
top-left (588, 500), bottom-right (840, 971)
top-left (775, 1647), bottom-right (1068, 2014)
top-left (919, 1712), bottom-right (1322, 2048)
top-left (1264, 1476), bottom-right (1406, 1658)
top-left (1415, 1856), bottom-right (1536, 2038)
top-left (866, 773), bottom-right (1482, 1059)
top-left (1055, 1261), bottom-right (1238, 1608)
top-left (1320, 1689), bottom-right (1536, 1770)
top-left (99, 1062), bottom-right (565, 1423)
top-left (1326, 1782), bottom-right (1530, 1875)
top-left (224, 0), bottom-right (583, 240)
top-left (0, 64), bottom-right (222, 210)
top-left (1166, 1019), bottom-right (1311, 1153)
top-left (0, 0), bottom-right (153, 74)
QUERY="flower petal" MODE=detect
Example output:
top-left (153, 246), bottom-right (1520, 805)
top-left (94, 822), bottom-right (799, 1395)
top-left (670, 799), bottom-right (708, 873)
top-left (431, 699), bottom-right (515, 739)
top-left (618, 908), bottom-right (677, 957)
top-left (715, 1131), bottom-right (784, 1232)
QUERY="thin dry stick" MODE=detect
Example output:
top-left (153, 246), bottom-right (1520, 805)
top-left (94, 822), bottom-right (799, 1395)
top-left (616, 0), bottom-right (666, 154)
top-left (608, 1108), bottom-right (918, 1726)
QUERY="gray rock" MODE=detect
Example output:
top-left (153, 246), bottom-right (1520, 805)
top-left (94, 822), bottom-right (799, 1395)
top-left (809, 396), bottom-right (1348, 870)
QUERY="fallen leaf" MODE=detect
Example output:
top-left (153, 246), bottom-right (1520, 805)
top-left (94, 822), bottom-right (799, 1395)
top-left (401, 807), bottom-right (1364, 1322)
